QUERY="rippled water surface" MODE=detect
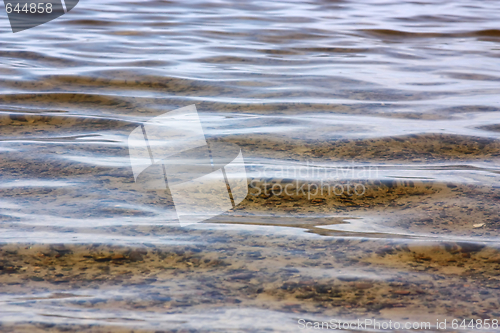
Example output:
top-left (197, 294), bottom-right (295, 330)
top-left (1, 0), bottom-right (500, 332)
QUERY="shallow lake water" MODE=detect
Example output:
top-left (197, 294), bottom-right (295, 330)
top-left (1, 0), bottom-right (500, 332)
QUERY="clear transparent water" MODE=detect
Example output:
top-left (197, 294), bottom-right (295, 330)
top-left (1, 0), bottom-right (500, 331)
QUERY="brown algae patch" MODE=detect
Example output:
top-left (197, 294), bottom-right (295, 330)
top-left (1, 237), bottom-right (500, 322)
top-left (218, 133), bottom-right (500, 162)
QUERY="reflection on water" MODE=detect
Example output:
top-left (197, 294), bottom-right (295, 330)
top-left (1, 0), bottom-right (500, 331)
